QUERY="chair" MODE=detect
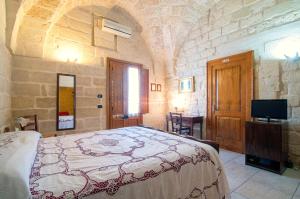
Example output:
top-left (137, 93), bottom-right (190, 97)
top-left (169, 112), bottom-right (191, 135)
top-left (17, 115), bottom-right (39, 131)
top-left (3, 127), bottom-right (10, 133)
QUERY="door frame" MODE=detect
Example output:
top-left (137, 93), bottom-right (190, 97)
top-left (206, 51), bottom-right (254, 150)
top-left (107, 57), bottom-right (143, 129)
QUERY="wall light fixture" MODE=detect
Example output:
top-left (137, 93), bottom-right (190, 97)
top-left (269, 36), bottom-right (300, 62)
top-left (56, 45), bottom-right (81, 63)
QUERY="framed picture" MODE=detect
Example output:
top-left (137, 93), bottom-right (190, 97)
top-left (151, 83), bottom-right (156, 91)
top-left (157, 84), bottom-right (162, 92)
top-left (179, 77), bottom-right (195, 93)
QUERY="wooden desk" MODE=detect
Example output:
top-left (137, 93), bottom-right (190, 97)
top-left (166, 115), bottom-right (204, 138)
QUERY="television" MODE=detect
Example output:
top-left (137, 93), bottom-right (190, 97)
top-left (251, 99), bottom-right (287, 121)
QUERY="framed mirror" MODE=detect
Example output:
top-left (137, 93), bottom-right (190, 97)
top-left (57, 74), bottom-right (76, 131)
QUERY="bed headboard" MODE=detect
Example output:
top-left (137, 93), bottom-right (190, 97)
top-left (139, 125), bottom-right (219, 153)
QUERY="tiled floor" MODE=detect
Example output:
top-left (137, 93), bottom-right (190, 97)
top-left (219, 150), bottom-right (300, 199)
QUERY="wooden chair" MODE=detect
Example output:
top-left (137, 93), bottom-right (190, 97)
top-left (18, 115), bottom-right (39, 131)
top-left (3, 127), bottom-right (10, 133)
top-left (169, 112), bottom-right (191, 135)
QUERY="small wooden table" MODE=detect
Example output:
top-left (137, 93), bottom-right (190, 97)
top-left (166, 115), bottom-right (204, 138)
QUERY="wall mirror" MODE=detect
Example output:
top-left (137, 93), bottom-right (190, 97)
top-left (57, 74), bottom-right (76, 131)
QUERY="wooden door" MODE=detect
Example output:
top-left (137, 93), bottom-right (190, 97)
top-left (107, 58), bottom-right (148, 129)
top-left (207, 51), bottom-right (253, 153)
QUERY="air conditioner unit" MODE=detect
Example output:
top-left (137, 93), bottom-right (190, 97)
top-left (101, 18), bottom-right (132, 39)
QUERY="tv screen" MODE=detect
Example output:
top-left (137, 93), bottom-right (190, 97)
top-left (251, 99), bottom-right (287, 120)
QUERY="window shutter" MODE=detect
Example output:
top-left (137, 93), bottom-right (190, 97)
top-left (140, 68), bottom-right (149, 114)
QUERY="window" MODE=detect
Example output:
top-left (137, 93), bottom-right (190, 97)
top-left (128, 67), bottom-right (140, 115)
top-left (108, 58), bottom-right (149, 129)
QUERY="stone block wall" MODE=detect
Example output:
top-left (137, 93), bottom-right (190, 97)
top-left (11, 6), bottom-right (166, 136)
top-left (12, 56), bottom-right (106, 134)
top-left (167, 0), bottom-right (300, 165)
top-left (0, 0), bottom-right (12, 132)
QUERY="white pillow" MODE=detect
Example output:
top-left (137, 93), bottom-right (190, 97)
top-left (0, 131), bottom-right (41, 199)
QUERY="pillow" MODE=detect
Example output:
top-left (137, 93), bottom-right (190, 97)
top-left (0, 131), bottom-right (41, 199)
top-left (59, 112), bottom-right (69, 116)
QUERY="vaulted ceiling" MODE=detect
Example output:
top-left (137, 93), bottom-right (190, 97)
top-left (9, 0), bottom-right (220, 68)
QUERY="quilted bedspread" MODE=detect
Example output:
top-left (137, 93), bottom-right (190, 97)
top-left (29, 127), bottom-right (230, 199)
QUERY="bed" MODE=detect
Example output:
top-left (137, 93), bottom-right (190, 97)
top-left (0, 127), bottom-right (230, 199)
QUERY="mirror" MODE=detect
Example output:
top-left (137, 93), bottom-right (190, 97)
top-left (57, 74), bottom-right (76, 131)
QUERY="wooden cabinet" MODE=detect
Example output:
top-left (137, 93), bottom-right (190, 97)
top-left (245, 121), bottom-right (287, 174)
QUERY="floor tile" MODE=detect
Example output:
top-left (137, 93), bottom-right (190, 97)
top-left (292, 183), bottom-right (300, 199)
top-left (231, 192), bottom-right (249, 199)
top-left (236, 180), bottom-right (293, 199)
top-left (235, 170), bottom-right (300, 199)
top-left (219, 149), bottom-right (300, 199)
top-left (219, 149), bottom-right (241, 165)
top-left (230, 154), bottom-right (245, 165)
top-left (224, 160), bottom-right (259, 191)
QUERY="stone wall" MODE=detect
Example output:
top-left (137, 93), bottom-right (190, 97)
top-left (11, 6), bottom-right (166, 136)
top-left (12, 56), bottom-right (106, 134)
top-left (167, 0), bottom-right (300, 165)
top-left (0, 0), bottom-right (12, 132)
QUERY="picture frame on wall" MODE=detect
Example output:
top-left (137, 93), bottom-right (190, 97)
top-left (157, 84), bottom-right (162, 92)
top-left (151, 83), bottom-right (157, 91)
top-left (179, 77), bottom-right (195, 93)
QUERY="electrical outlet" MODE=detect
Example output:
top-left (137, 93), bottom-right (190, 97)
top-left (97, 105), bottom-right (103, 109)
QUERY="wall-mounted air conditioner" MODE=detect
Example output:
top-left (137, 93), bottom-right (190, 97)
top-left (101, 18), bottom-right (132, 39)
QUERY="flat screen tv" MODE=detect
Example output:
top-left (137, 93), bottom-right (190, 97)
top-left (251, 99), bottom-right (287, 121)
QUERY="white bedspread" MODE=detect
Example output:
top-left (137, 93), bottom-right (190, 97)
top-left (0, 131), bottom-right (41, 199)
top-left (30, 127), bottom-right (230, 199)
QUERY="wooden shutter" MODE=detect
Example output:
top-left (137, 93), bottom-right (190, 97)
top-left (108, 59), bottom-right (125, 128)
top-left (108, 58), bottom-right (145, 129)
top-left (140, 68), bottom-right (149, 114)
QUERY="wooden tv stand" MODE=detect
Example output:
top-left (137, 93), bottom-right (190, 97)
top-left (245, 121), bottom-right (287, 174)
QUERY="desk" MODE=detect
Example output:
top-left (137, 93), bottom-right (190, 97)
top-left (166, 115), bottom-right (204, 138)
